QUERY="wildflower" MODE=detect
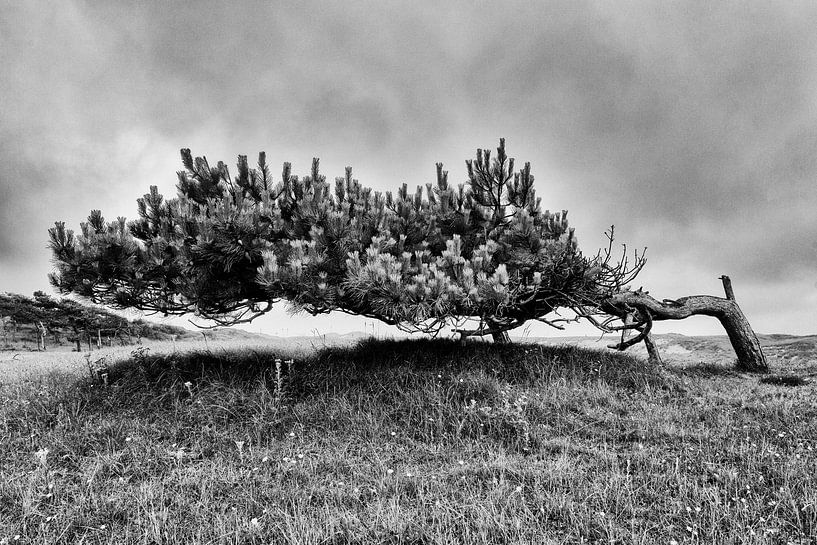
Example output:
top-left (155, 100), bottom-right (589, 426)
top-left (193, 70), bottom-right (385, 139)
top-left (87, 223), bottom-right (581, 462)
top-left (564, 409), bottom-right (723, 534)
top-left (262, 456), bottom-right (269, 463)
top-left (297, 454), bottom-right (304, 459)
top-left (387, 469), bottom-right (394, 475)
top-left (234, 441), bottom-right (245, 453)
top-left (289, 432), bottom-right (295, 437)
top-left (458, 460), bottom-right (464, 466)
top-left (34, 447), bottom-right (49, 466)
top-left (250, 517), bottom-right (260, 527)
top-left (515, 485), bottom-right (523, 493)
top-left (125, 437), bottom-right (132, 442)
top-left (99, 525), bottom-right (106, 530)
top-left (390, 431), bottom-right (396, 437)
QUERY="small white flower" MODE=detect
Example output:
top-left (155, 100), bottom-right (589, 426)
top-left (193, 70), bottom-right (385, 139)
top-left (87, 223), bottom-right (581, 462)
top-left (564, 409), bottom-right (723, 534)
top-left (289, 432), bottom-right (295, 437)
top-left (250, 517), bottom-right (260, 527)
top-left (34, 448), bottom-right (49, 466)
top-left (387, 468), bottom-right (394, 475)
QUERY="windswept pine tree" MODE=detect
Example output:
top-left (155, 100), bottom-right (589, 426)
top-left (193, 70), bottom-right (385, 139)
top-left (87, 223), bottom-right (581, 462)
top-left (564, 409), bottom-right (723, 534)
top-left (49, 139), bottom-right (768, 371)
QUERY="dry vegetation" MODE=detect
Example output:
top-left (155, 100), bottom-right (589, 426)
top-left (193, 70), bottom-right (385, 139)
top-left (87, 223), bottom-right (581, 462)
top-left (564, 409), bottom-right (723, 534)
top-left (0, 337), bottom-right (815, 544)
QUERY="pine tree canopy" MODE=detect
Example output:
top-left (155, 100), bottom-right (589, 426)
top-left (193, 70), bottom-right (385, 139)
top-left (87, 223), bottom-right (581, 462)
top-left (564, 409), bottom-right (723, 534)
top-left (49, 139), bottom-right (643, 337)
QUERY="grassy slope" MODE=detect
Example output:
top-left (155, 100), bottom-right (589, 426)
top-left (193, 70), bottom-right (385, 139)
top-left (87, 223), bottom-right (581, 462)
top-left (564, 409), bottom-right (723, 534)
top-left (0, 340), bottom-right (815, 544)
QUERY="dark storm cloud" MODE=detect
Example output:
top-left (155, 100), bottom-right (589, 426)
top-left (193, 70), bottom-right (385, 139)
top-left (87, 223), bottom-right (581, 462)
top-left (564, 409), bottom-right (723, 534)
top-left (1, 0), bottom-right (815, 332)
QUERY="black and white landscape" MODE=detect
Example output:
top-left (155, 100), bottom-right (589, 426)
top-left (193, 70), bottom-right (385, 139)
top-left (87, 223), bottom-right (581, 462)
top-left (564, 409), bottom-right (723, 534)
top-left (1, 2), bottom-right (815, 543)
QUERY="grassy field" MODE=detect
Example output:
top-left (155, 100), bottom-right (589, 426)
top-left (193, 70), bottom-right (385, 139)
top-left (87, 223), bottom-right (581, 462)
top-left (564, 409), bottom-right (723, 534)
top-left (0, 337), bottom-right (815, 544)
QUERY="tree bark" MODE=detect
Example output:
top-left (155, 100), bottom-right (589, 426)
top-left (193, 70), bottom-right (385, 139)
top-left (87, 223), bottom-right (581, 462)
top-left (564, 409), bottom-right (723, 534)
top-left (643, 334), bottom-right (663, 365)
top-left (492, 330), bottom-right (511, 344)
top-left (485, 318), bottom-right (511, 344)
top-left (601, 276), bottom-right (767, 372)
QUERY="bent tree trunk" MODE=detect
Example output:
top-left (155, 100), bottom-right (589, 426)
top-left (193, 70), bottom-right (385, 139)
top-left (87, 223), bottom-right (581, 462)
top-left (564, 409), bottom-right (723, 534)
top-left (602, 276), bottom-right (768, 373)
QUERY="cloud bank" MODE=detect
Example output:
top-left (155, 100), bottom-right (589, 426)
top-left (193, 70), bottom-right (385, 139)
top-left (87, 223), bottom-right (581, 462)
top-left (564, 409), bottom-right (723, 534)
top-left (2, 1), bottom-right (815, 335)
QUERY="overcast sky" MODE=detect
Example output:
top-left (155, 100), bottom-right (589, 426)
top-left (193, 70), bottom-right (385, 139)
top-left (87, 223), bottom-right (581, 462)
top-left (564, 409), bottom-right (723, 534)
top-left (1, 1), bottom-right (815, 337)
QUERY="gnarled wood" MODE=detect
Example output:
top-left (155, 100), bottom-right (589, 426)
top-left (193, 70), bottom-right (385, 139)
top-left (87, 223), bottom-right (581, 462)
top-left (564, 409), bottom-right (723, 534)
top-left (600, 276), bottom-right (767, 372)
top-left (643, 334), bottom-right (663, 365)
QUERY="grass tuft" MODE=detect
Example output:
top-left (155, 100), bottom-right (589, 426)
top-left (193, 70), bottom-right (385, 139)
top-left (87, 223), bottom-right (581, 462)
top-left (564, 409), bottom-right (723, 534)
top-left (759, 374), bottom-right (810, 387)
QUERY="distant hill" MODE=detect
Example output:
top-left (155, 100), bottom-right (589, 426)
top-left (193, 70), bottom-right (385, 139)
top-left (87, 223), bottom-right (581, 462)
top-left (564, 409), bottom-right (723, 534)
top-left (522, 332), bottom-right (817, 368)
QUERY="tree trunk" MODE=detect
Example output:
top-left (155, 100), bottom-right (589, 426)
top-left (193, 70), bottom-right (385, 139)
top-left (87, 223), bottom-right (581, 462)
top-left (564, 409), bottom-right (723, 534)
top-left (36, 321), bottom-right (47, 351)
top-left (601, 276), bottom-right (767, 373)
top-left (643, 334), bottom-right (663, 365)
top-left (486, 319), bottom-right (511, 344)
top-left (492, 330), bottom-right (511, 344)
